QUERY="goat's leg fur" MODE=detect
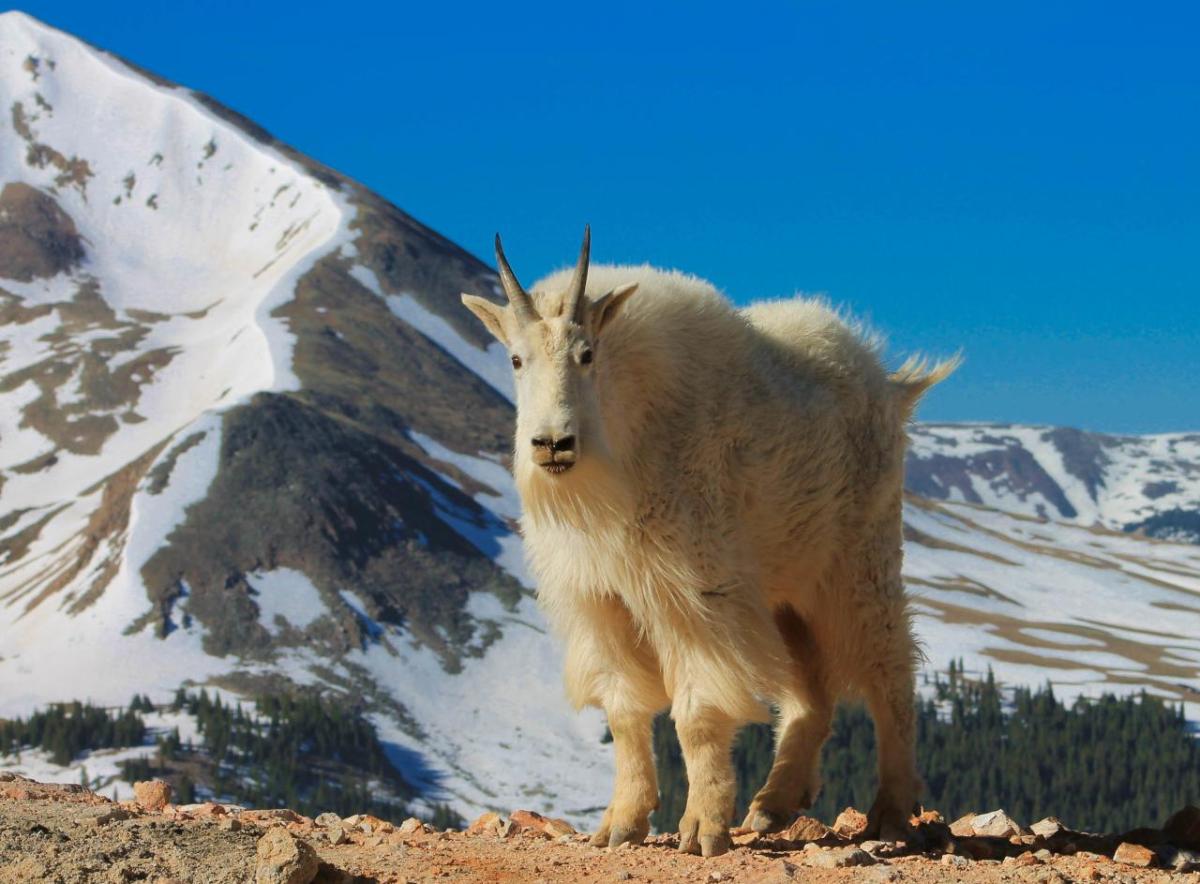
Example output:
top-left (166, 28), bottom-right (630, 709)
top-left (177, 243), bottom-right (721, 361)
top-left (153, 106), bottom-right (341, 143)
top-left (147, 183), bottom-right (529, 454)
top-left (864, 659), bottom-right (921, 841)
top-left (742, 694), bottom-right (832, 832)
top-left (591, 711), bottom-right (659, 848)
top-left (742, 605), bottom-right (832, 832)
top-left (558, 594), bottom-right (667, 848)
top-left (675, 709), bottom-right (737, 857)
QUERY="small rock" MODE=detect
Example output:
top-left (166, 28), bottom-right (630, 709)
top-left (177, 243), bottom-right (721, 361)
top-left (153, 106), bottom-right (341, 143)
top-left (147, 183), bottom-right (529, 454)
top-left (542, 818), bottom-right (576, 838)
top-left (358, 814), bottom-right (393, 834)
top-left (707, 873), bottom-right (726, 883)
top-left (90, 807), bottom-right (131, 826)
top-left (868, 868), bottom-right (903, 882)
top-left (254, 828), bottom-right (318, 884)
top-left (1034, 848), bottom-right (1052, 861)
top-left (499, 819), bottom-right (520, 839)
top-left (942, 854), bottom-right (970, 867)
top-left (1030, 817), bottom-right (1064, 839)
top-left (1165, 807), bottom-right (1200, 849)
top-left (832, 807), bottom-right (869, 838)
top-left (467, 811), bottom-right (504, 837)
top-left (243, 809), bottom-right (305, 827)
top-left (509, 809), bottom-right (576, 839)
top-left (972, 810), bottom-right (1023, 839)
top-left (221, 817), bottom-right (242, 833)
top-left (949, 812), bottom-right (977, 838)
top-left (776, 859), bottom-right (798, 878)
top-left (1113, 841), bottom-right (1156, 868)
top-left (133, 780), bottom-right (171, 813)
top-left (314, 812), bottom-right (341, 827)
top-left (783, 815), bottom-right (831, 843)
top-left (802, 846), bottom-right (876, 869)
top-left (397, 817), bottom-right (424, 836)
top-left (615, 872), bottom-right (633, 882)
top-left (325, 823), bottom-right (348, 846)
top-left (1033, 871), bottom-right (1068, 884)
top-left (1013, 850), bottom-right (1042, 866)
top-left (731, 830), bottom-right (760, 847)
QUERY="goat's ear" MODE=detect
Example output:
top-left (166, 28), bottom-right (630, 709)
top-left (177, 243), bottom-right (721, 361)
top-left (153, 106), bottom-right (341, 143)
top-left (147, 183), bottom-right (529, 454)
top-left (461, 294), bottom-right (510, 345)
top-left (591, 283), bottom-right (638, 334)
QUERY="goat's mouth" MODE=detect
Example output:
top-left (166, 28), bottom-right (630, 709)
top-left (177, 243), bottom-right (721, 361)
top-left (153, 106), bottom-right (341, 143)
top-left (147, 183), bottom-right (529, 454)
top-left (533, 450), bottom-right (577, 475)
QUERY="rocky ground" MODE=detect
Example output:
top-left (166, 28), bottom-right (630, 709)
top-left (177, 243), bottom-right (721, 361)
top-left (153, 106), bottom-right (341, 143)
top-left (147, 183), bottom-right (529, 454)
top-left (1, 774), bottom-right (1198, 883)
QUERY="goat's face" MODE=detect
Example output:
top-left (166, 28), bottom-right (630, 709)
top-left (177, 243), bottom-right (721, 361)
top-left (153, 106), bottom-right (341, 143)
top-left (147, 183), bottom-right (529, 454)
top-left (460, 227), bottom-right (637, 478)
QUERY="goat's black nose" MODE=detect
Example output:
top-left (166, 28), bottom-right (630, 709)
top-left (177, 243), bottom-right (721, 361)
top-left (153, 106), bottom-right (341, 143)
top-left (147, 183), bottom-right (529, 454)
top-left (531, 435), bottom-right (575, 452)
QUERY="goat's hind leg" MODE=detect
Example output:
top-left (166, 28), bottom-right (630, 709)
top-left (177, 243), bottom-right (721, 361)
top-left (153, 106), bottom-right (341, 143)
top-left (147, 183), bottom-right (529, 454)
top-left (743, 605), bottom-right (832, 833)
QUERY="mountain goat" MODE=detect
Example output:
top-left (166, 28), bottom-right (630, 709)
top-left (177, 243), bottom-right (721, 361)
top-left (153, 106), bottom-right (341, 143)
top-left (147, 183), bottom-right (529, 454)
top-left (461, 228), bottom-right (956, 857)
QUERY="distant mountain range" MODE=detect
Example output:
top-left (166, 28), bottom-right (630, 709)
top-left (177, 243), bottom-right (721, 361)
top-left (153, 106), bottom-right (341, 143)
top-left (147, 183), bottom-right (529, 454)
top-left (0, 11), bottom-right (1197, 826)
top-left (908, 424), bottom-right (1200, 543)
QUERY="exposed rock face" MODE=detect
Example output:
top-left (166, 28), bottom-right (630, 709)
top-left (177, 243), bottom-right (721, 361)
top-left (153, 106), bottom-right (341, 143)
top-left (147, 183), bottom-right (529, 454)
top-left (0, 182), bottom-right (84, 281)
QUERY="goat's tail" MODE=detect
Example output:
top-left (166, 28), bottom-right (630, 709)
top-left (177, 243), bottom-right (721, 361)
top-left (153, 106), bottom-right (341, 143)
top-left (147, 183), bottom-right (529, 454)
top-left (889, 352), bottom-right (963, 418)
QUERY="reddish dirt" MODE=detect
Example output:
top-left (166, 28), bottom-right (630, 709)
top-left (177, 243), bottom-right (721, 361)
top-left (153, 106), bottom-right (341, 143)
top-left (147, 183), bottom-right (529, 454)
top-left (0, 774), bottom-right (1197, 883)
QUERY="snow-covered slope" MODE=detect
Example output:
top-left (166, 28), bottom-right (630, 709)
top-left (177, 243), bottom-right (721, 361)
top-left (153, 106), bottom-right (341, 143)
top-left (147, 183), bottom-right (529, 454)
top-left (0, 12), bottom-right (1196, 827)
top-left (907, 424), bottom-right (1200, 542)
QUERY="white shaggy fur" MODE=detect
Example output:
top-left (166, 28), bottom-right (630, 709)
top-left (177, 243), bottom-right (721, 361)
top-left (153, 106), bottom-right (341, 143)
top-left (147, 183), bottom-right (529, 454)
top-left (462, 255), bottom-right (957, 857)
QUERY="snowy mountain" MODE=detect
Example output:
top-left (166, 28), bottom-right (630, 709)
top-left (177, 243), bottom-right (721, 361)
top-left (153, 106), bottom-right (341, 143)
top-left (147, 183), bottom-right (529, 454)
top-left (0, 12), bottom-right (1197, 826)
top-left (907, 424), bottom-right (1200, 543)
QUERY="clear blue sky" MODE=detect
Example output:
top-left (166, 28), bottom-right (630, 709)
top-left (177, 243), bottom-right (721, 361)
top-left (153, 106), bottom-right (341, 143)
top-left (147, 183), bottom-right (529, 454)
top-left (19, 1), bottom-right (1200, 433)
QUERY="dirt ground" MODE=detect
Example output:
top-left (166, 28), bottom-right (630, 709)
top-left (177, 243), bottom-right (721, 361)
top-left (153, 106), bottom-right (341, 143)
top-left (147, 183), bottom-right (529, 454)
top-left (1, 774), bottom-right (1197, 883)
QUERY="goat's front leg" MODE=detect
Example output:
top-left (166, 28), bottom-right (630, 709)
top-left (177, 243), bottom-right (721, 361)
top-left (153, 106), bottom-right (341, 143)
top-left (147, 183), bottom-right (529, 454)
top-left (557, 594), bottom-right (667, 848)
top-left (675, 708), bottom-right (737, 857)
top-left (591, 710), bottom-right (659, 848)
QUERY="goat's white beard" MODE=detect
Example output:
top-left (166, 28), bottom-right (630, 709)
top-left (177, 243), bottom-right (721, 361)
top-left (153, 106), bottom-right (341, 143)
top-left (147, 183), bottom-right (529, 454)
top-left (515, 442), bottom-right (635, 534)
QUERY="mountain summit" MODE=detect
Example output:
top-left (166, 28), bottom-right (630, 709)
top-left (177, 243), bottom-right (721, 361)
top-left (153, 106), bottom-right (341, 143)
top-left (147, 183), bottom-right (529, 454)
top-left (0, 12), bottom-right (1197, 823)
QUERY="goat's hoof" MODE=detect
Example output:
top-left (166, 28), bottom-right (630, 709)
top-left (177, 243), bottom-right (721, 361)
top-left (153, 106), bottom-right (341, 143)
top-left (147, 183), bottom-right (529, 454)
top-left (741, 805), bottom-right (792, 834)
top-left (678, 813), bottom-right (731, 857)
top-left (591, 807), bottom-right (650, 849)
top-left (607, 822), bottom-right (649, 849)
top-left (865, 796), bottom-right (915, 843)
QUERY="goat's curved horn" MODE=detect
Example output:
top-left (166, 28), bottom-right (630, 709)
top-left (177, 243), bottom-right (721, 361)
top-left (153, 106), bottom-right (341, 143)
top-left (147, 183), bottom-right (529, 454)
top-left (564, 225), bottom-right (591, 322)
top-left (494, 233), bottom-right (540, 325)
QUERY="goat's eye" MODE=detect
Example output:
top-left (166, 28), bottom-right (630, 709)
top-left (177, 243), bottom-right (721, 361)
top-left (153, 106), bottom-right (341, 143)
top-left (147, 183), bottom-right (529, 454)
top-left (511, 354), bottom-right (522, 370)
top-left (580, 348), bottom-right (593, 365)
